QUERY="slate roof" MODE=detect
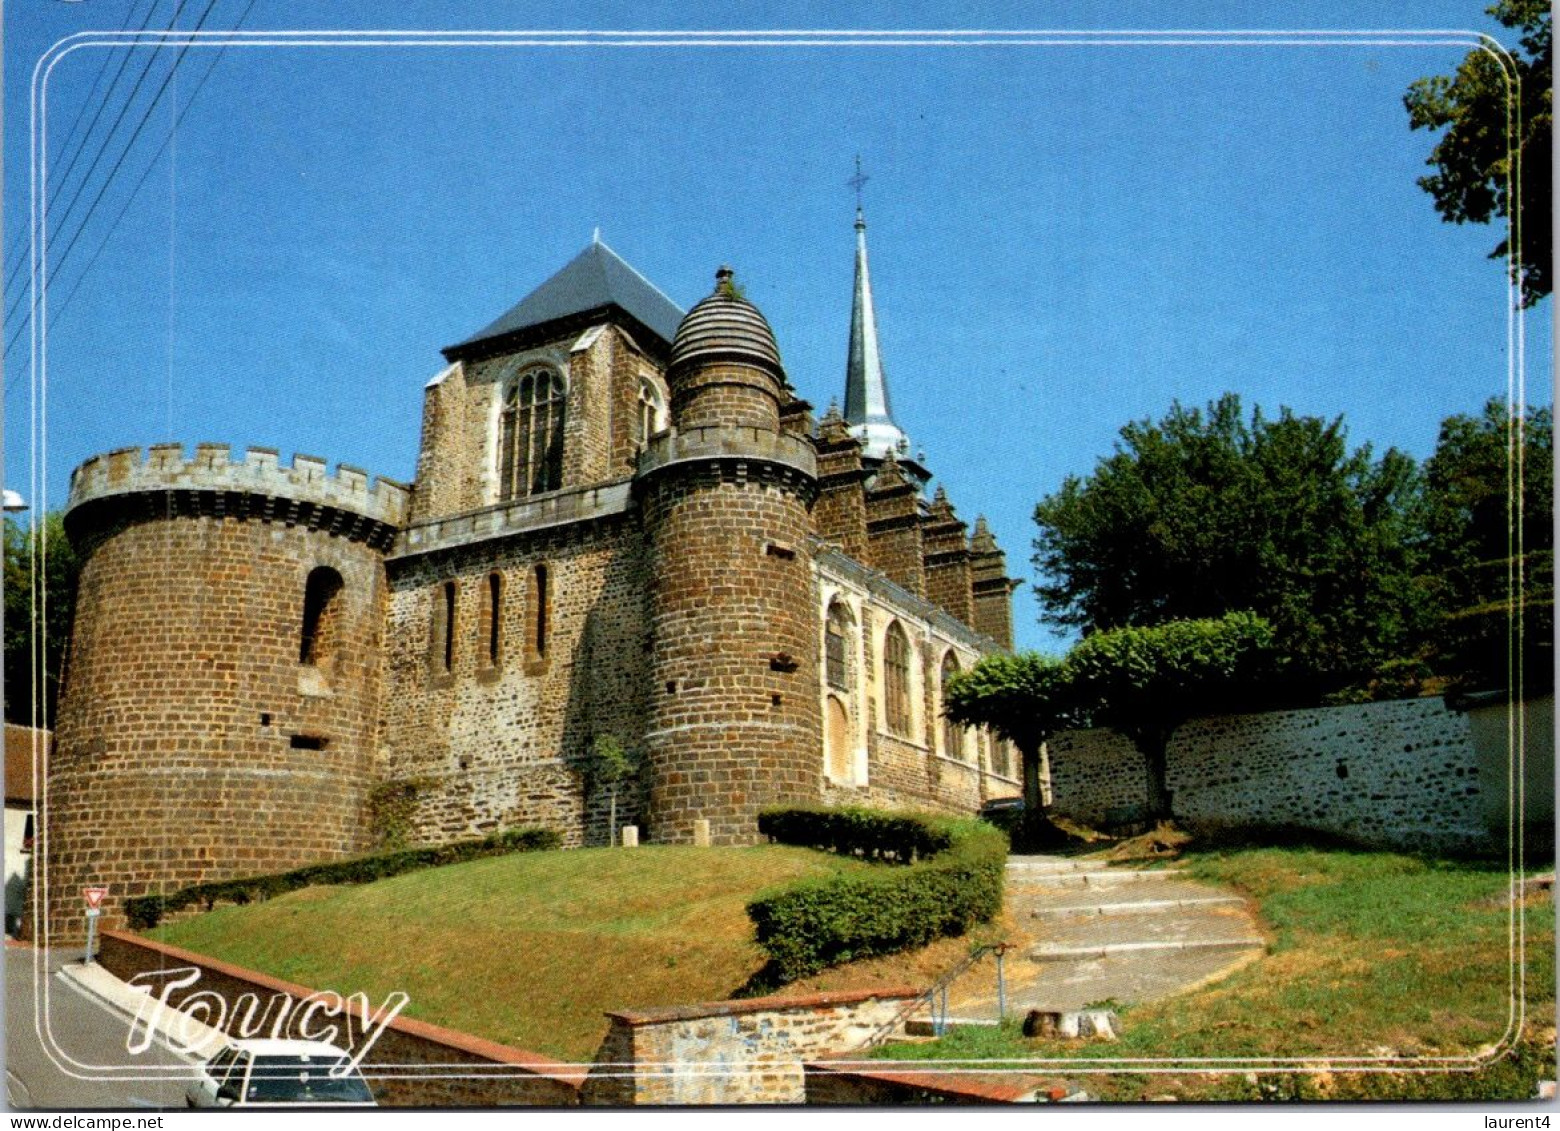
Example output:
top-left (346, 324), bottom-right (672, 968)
top-left (445, 240), bottom-right (685, 359)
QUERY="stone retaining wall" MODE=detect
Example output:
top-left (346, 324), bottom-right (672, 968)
top-left (1047, 696), bottom-right (1497, 853)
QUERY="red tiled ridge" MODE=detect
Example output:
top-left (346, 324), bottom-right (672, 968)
top-left (804, 1061), bottom-right (1052, 1103)
top-left (101, 930), bottom-right (585, 1088)
top-left (606, 986), bottom-right (922, 1026)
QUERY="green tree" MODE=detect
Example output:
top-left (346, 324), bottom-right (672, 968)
top-left (1404, 0), bottom-right (1552, 307)
top-left (4, 513), bottom-right (81, 727)
top-left (1421, 398), bottom-right (1553, 693)
top-left (584, 734), bottom-right (640, 846)
top-left (1032, 394), bottom-right (1426, 699)
top-left (943, 652), bottom-right (1085, 812)
top-left (1063, 613), bottom-right (1278, 820)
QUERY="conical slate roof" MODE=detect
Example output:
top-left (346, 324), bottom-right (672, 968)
top-left (445, 238), bottom-right (685, 358)
top-left (669, 267), bottom-right (785, 380)
top-left (843, 208), bottom-right (911, 461)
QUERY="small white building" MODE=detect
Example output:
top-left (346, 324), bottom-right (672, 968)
top-left (5, 725), bottom-right (40, 936)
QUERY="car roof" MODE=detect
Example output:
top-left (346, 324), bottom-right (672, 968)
top-left (225, 1039), bottom-right (353, 1057)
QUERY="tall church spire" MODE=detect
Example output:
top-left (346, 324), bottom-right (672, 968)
top-left (843, 183), bottom-right (911, 462)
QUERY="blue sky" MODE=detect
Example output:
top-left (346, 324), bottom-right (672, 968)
top-left (4, 1), bottom-right (1550, 653)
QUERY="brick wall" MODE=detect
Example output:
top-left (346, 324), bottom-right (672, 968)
top-left (47, 500), bottom-right (389, 942)
top-left (582, 988), bottom-right (919, 1105)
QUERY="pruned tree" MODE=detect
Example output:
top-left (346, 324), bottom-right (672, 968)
top-left (1404, 0), bottom-right (1552, 307)
top-left (943, 652), bottom-right (1084, 812)
top-left (1063, 613), bottom-right (1278, 820)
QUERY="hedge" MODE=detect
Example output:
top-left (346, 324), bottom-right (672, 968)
top-left (124, 827), bottom-right (559, 929)
top-left (747, 806), bottom-right (1006, 982)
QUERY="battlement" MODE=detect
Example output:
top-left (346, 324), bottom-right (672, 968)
top-left (66, 443), bottom-right (410, 547)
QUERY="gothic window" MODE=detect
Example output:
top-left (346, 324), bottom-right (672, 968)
top-left (883, 621), bottom-right (911, 737)
top-left (825, 602), bottom-right (853, 693)
top-left (482, 573), bottom-right (503, 668)
top-left (826, 695), bottom-right (852, 782)
top-left (299, 567), bottom-right (344, 669)
top-left (636, 378), bottom-right (667, 447)
top-left (499, 368), bottom-right (566, 499)
top-left (940, 651), bottom-right (965, 760)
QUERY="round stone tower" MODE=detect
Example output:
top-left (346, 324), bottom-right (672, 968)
top-left (636, 268), bottom-right (821, 844)
top-left (40, 443), bottom-right (407, 942)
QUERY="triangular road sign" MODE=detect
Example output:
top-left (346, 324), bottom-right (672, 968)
top-left (82, 886), bottom-right (109, 910)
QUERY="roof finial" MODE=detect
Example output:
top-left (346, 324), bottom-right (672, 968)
top-left (593, 226), bottom-right (601, 244)
top-left (848, 155), bottom-right (869, 226)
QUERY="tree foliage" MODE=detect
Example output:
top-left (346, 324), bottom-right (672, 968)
top-left (1404, 0), bottom-right (1552, 306)
top-left (1420, 398), bottom-right (1553, 692)
top-left (1032, 394), bottom-right (1425, 699)
top-left (4, 514), bottom-right (81, 727)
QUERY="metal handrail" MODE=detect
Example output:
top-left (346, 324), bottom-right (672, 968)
top-left (855, 941), bottom-right (1014, 1050)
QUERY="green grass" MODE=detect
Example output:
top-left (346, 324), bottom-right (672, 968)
top-left (152, 844), bottom-right (869, 1061)
top-left (874, 846), bottom-right (1555, 1101)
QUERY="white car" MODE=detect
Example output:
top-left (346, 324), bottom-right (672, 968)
top-left (185, 1039), bottom-right (377, 1108)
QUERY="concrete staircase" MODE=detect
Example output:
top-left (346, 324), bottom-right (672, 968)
top-left (917, 855), bottom-right (1266, 1028)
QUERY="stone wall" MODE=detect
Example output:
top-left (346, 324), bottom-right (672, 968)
top-left (582, 989), bottom-right (919, 1105)
top-left (1047, 696), bottom-right (1494, 853)
top-left (48, 450), bottom-right (397, 941)
top-left (96, 930), bottom-right (583, 1107)
top-left (381, 512), bottom-right (648, 848)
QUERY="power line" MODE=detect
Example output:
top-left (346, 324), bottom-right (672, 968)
top-left (4, 0), bottom-right (240, 372)
top-left (1, 0), bottom-right (160, 296)
top-left (4, 0), bottom-right (211, 355)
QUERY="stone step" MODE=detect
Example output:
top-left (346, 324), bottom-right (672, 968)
top-left (904, 1016), bottom-right (1002, 1036)
top-left (1008, 869), bottom-right (1187, 888)
top-left (1028, 937), bottom-right (1265, 962)
top-left (1030, 895), bottom-right (1245, 918)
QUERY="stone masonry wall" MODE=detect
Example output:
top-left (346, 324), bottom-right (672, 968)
top-left (1048, 696), bottom-right (1492, 853)
top-left (47, 503), bottom-right (388, 941)
top-left (380, 513), bottom-right (648, 848)
top-left (584, 989), bottom-right (918, 1105)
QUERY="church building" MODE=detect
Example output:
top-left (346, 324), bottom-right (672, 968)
top-left (41, 209), bottom-right (1018, 939)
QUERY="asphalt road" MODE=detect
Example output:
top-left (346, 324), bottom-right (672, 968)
top-left (4, 946), bottom-right (195, 1111)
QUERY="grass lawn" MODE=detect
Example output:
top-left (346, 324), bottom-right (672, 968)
top-left (874, 846), bottom-right (1556, 1101)
top-left (151, 844), bottom-right (871, 1062)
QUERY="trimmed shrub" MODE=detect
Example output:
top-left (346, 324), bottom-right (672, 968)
top-left (747, 806), bottom-right (1006, 982)
top-left (124, 827), bottom-right (559, 929)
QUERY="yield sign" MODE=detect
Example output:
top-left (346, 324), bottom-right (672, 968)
top-left (82, 886), bottom-right (109, 910)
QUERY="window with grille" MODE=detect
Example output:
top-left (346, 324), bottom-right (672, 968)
top-left (825, 603), bottom-right (852, 692)
top-left (940, 652), bottom-right (964, 759)
top-left (499, 368), bottom-right (566, 498)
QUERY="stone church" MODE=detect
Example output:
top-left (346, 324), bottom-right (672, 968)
top-left (41, 210), bottom-right (1018, 938)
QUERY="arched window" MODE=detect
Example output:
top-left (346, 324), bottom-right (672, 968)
top-left (299, 567), bottom-right (345, 670)
top-left (826, 696), bottom-right (852, 782)
top-left (825, 602), bottom-right (854, 693)
top-left (499, 368), bottom-right (566, 498)
top-left (883, 622), bottom-right (912, 737)
top-left (482, 572), bottom-right (503, 668)
top-left (636, 378), bottom-right (666, 447)
top-left (940, 652), bottom-right (965, 760)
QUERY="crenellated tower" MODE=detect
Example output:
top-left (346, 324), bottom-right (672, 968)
top-left (636, 268), bottom-right (821, 844)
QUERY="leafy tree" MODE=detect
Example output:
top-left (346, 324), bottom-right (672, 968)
top-left (583, 733), bottom-right (639, 845)
top-left (1033, 395), bottom-right (1426, 699)
top-left (1404, 0), bottom-right (1552, 307)
top-left (1421, 398), bottom-right (1553, 692)
top-left (943, 652), bottom-right (1085, 812)
top-left (1063, 613), bottom-right (1278, 820)
top-left (4, 514), bottom-right (81, 727)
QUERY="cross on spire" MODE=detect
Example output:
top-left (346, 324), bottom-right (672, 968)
top-left (847, 155), bottom-right (869, 212)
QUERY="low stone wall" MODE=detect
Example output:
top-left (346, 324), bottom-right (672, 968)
top-left (582, 988), bottom-right (920, 1105)
top-left (96, 931), bottom-right (583, 1107)
top-left (1048, 696), bottom-right (1496, 854)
